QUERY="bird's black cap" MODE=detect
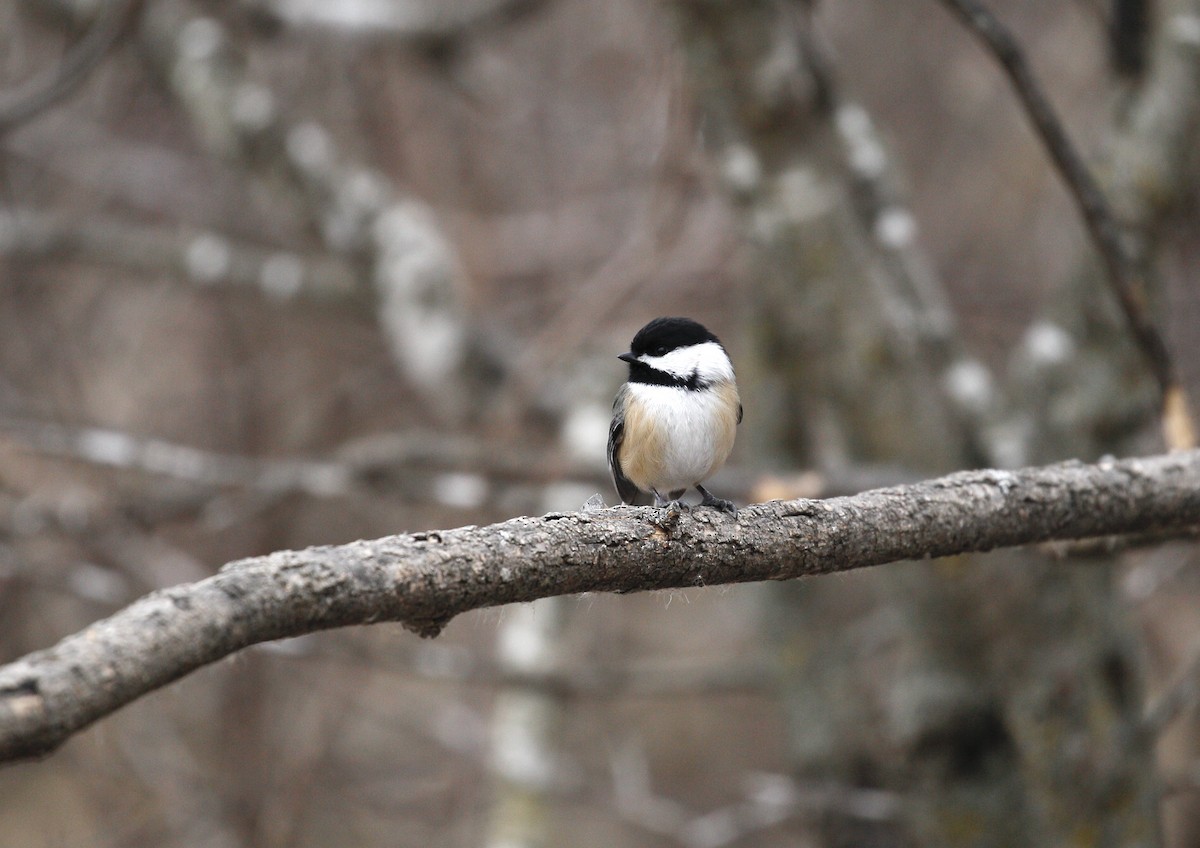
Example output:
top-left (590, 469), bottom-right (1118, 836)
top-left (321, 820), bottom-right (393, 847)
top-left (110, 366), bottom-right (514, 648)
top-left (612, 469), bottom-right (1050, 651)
top-left (627, 317), bottom-right (720, 359)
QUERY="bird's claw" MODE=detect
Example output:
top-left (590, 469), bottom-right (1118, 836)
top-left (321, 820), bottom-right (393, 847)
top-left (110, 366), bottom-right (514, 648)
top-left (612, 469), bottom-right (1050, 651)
top-left (705, 498), bottom-right (737, 515)
top-left (665, 500), bottom-right (689, 513)
top-left (697, 487), bottom-right (737, 516)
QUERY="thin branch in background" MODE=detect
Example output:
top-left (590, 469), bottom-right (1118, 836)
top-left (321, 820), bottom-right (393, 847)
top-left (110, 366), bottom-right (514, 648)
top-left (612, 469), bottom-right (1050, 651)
top-left (131, 0), bottom-right (486, 408)
top-left (790, 2), bottom-right (1005, 465)
top-left (0, 415), bottom-right (928, 510)
top-left (0, 0), bottom-right (141, 135)
top-left (937, 0), bottom-right (1196, 449)
top-left (1143, 639), bottom-right (1200, 737)
top-left (610, 738), bottom-right (899, 847)
top-left (672, 773), bottom-right (900, 847)
top-left (0, 417), bottom-right (355, 496)
top-left (1046, 524), bottom-right (1200, 559)
top-left (0, 207), bottom-right (359, 302)
top-left (291, 636), bottom-right (774, 699)
top-left (242, 0), bottom-right (546, 44)
top-left (1109, 0), bottom-right (1152, 78)
top-left (11, 0), bottom-right (484, 412)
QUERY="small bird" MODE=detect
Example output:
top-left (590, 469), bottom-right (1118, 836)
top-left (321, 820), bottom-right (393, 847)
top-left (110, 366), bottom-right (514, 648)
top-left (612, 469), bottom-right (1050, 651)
top-left (608, 317), bottom-right (742, 512)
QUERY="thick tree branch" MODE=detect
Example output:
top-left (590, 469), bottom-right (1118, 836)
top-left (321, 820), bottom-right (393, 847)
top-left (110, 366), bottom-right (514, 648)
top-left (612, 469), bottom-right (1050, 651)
top-left (2, 451), bottom-right (1199, 764)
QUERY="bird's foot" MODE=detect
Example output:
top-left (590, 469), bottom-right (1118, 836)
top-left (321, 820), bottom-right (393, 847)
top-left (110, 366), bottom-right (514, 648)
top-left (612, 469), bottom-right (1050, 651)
top-left (652, 490), bottom-right (689, 514)
top-left (696, 485), bottom-right (737, 516)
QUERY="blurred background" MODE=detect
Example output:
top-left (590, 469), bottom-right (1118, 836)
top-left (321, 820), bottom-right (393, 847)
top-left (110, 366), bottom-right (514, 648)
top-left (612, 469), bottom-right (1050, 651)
top-left (1, 0), bottom-right (1199, 845)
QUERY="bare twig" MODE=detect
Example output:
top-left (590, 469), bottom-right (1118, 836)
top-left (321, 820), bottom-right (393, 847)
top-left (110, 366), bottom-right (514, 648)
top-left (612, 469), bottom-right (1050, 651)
top-left (611, 741), bottom-right (901, 846)
top-left (0, 416), bottom-right (924, 506)
top-left (242, 0), bottom-right (544, 43)
top-left (0, 0), bottom-right (140, 134)
top-left (0, 207), bottom-right (359, 301)
top-left (1, 451), bottom-right (1198, 763)
top-left (937, 0), bottom-right (1196, 448)
top-left (674, 773), bottom-right (900, 847)
top-left (284, 638), bottom-right (768, 695)
top-left (300, 639), bottom-right (773, 698)
top-left (797, 0), bottom-right (1005, 465)
top-left (0, 417), bottom-right (355, 496)
top-left (1143, 640), bottom-right (1200, 736)
top-left (1044, 525), bottom-right (1200, 559)
top-left (1109, 0), bottom-right (1153, 77)
top-left (133, 0), bottom-right (481, 403)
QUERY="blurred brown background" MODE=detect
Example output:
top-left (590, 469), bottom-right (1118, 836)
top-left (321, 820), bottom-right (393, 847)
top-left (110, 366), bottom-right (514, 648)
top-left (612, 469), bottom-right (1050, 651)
top-left (1, 0), bottom-right (1199, 845)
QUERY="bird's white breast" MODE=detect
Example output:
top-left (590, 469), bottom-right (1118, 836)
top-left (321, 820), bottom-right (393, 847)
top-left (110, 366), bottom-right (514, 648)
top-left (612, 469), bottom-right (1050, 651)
top-left (624, 380), bottom-right (739, 493)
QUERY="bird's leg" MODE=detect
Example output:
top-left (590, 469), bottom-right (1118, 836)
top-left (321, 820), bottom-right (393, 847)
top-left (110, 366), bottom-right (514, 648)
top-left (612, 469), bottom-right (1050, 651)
top-left (696, 484), bottom-right (736, 515)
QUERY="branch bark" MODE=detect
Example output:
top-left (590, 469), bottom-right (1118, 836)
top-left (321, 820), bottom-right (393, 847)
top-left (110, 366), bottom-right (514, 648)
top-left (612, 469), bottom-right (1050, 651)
top-left (2, 451), bottom-right (1199, 764)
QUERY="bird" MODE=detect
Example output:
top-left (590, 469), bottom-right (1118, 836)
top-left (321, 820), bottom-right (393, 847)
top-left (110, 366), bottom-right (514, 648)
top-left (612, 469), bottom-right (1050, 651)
top-left (607, 316), bottom-right (742, 513)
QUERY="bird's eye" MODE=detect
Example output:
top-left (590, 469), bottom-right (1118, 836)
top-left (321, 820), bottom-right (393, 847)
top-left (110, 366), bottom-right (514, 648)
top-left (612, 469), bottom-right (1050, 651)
top-left (652, 346), bottom-right (668, 356)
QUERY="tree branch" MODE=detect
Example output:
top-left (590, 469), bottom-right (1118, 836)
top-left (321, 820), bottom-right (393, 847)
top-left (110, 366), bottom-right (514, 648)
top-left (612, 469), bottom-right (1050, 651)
top-left (0, 415), bottom-right (924, 506)
top-left (0, 0), bottom-right (140, 135)
top-left (2, 451), bottom-right (1199, 764)
top-left (0, 206), bottom-right (358, 301)
top-left (937, 0), bottom-right (1197, 449)
top-left (241, 0), bottom-right (544, 43)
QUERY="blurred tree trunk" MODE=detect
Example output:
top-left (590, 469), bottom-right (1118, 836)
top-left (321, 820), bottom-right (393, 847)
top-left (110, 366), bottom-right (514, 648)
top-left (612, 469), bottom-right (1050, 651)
top-left (670, 1), bottom-right (1164, 844)
top-left (485, 597), bottom-right (565, 848)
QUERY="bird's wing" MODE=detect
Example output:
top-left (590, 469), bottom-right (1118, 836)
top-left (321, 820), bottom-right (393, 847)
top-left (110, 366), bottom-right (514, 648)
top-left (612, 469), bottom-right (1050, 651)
top-left (607, 385), bottom-right (640, 505)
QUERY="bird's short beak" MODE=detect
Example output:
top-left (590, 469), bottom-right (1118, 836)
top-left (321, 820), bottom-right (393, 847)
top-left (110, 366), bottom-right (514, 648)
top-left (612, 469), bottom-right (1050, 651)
top-left (618, 352), bottom-right (637, 364)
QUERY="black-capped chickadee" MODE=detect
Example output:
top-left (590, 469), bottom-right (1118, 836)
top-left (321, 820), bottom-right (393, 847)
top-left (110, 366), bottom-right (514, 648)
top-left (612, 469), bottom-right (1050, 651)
top-left (608, 317), bottom-right (742, 512)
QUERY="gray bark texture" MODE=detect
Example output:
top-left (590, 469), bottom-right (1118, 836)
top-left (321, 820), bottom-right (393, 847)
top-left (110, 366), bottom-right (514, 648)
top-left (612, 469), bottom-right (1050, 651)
top-left (1, 450), bottom-right (1199, 765)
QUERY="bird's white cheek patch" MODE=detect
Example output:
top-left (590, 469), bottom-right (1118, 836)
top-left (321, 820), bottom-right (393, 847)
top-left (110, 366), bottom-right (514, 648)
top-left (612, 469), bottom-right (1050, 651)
top-left (639, 342), bottom-right (735, 384)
